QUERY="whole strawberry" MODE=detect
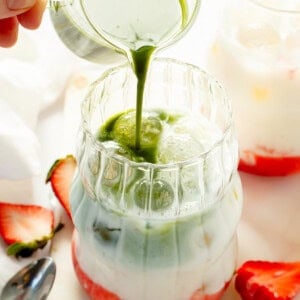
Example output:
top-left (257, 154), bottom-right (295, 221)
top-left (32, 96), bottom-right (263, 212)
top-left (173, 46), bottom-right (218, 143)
top-left (235, 260), bottom-right (300, 300)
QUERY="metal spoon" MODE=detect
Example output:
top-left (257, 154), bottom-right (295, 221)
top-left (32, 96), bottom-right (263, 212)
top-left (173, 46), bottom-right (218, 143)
top-left (0, 257), bottom-right (56, 300)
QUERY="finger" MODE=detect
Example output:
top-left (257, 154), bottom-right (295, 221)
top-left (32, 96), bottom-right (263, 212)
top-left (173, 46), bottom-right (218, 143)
top-left (17, 0), bottom-right (46, 29)
top-left (0, 0), bottom-right (35, 19)
top-left (0, 16), bottom-right (18, 47)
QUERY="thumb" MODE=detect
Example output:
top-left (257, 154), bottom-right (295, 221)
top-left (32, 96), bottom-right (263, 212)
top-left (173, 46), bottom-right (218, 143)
top-left (0, 0), bottom-right (36, 19)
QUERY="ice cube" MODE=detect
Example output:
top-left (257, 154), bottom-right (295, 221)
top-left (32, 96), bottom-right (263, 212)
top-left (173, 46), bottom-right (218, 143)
top-left (285, 30), bottom-right (300, 50)
top-left (157, 116), bottom-right (221, 164)
top-left (157, 133), bottom-right (204, 164)
top-left (134, 179), bottom-right (174, 211)
top-left (102, 140), bottom-right (142, 162)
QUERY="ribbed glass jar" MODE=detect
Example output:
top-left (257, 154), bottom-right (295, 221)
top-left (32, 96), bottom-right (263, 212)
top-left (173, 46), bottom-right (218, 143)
top-left (70, 58), bottom-right (243, 300)
top-left (207, 0), bottom-right (300, 176)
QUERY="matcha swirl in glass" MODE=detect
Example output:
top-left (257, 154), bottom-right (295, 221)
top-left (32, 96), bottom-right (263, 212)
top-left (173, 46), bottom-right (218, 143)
top-left (70, 58), bottom-right (243, 300)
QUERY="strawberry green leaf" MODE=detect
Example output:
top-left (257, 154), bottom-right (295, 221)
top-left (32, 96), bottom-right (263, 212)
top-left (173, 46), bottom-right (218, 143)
top-left (6, 223), bottom-right (64, 258)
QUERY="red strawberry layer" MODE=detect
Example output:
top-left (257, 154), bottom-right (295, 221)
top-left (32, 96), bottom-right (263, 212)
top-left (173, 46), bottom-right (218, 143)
top-left (72, 232), bottom-right (228, 300)
top-left (71, 234), bottom-right (120, 300)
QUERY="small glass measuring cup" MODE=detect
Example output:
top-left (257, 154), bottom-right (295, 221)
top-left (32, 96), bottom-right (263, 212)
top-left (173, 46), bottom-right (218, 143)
top-left (49, 0), bottom-right (201, 64)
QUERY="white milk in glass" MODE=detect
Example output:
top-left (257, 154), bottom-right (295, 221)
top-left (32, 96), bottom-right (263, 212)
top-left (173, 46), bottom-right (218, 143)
top-left (207, 0), bottom-right (300, 176)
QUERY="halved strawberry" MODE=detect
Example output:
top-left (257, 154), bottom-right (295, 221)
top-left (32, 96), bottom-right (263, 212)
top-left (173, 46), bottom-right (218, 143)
top-left (46, 154), bottom-right (76, 218)
top-left (239, 155), bottom-right (300, 176)
top-left (0, 202), bottom-right (63, 257)
top-left (235, 260), bottom-right (300, 300)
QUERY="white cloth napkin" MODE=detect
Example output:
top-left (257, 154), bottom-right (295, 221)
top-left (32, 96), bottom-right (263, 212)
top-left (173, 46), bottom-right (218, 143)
top-left (0, 98), bottom-right (41, 180)
top-left (0, 13), bottom-right (84, 180)
top-left (0, 13), bottom-right (84, 292)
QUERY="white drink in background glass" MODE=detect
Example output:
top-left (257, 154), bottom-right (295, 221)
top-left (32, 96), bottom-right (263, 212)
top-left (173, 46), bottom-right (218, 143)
top-left (206, 0), bottom-right (300, 176)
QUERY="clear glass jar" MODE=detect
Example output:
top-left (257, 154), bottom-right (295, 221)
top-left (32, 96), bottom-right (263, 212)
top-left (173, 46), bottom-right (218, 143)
top-left (70, 58), bottom-right (243, 300)
top-left (49, 0), bottom-right (123, 65)
top-left (206, 0), bottom-right (300, 176)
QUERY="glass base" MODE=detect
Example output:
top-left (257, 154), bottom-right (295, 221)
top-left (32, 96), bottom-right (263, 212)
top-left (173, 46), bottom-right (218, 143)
top-left (71, 231), bottom-right (120, 300)
top-left (71, 231), bottom-right (228, 300)
top-left (189, 283), bottom-right (229, 300)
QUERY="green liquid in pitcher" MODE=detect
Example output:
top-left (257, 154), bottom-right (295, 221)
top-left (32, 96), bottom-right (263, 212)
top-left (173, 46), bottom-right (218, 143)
top-left (179, 0), bottom-right (189, 27)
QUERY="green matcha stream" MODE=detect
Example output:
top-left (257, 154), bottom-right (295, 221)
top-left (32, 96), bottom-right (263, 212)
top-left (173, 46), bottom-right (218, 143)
top-left (129, 1), bottom-right (189, 151)
top-left (79, 0), bottom-right (192, 156)
top-left (130, 46), bottom-right (156, 150)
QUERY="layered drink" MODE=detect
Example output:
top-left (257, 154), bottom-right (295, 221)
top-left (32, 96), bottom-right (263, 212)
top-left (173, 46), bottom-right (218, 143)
top-left (70, 59), bottom-right (243, 300)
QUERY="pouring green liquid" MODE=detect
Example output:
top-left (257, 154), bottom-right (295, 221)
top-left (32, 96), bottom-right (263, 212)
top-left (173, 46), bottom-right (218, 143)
top-left (129, 1), bottom-right (189, 150)
top-left (130, 45), bottom-right (156, 149)
top-left (80, 0), bottom-right (199, 152)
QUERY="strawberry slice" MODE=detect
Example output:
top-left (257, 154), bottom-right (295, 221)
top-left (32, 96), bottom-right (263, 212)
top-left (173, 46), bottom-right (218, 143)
top-left (46, 154), bottom-right (76, 218)
top-left (239, 155), bottom-right (300, 176)
top-left (0, 202), bottom-right (63, 257)
top-left (235, 260), bottom-right (300, 300)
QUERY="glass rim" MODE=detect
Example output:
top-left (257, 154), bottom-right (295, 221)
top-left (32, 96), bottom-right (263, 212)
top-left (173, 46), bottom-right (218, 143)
top-left (81, 57), bottom-right (234, 169)
top-left (248, 0), bottom-right (300, 14)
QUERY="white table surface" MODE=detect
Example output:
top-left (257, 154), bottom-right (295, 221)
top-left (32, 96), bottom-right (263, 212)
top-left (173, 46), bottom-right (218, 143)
top-left (1, 0), bottom-right (300, 299)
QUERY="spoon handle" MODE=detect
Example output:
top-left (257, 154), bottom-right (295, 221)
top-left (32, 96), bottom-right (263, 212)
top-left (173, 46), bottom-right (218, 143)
top-left (0, 257), bottom-right (56, 300)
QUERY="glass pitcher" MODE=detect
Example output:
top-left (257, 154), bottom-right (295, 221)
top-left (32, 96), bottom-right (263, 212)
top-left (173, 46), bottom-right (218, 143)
top-left (206, 0), bottom-right (300, 176)
top-left (49, 0), bottom-right (200, 64)
top-left (70, 58), bottom-right (243, 300)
